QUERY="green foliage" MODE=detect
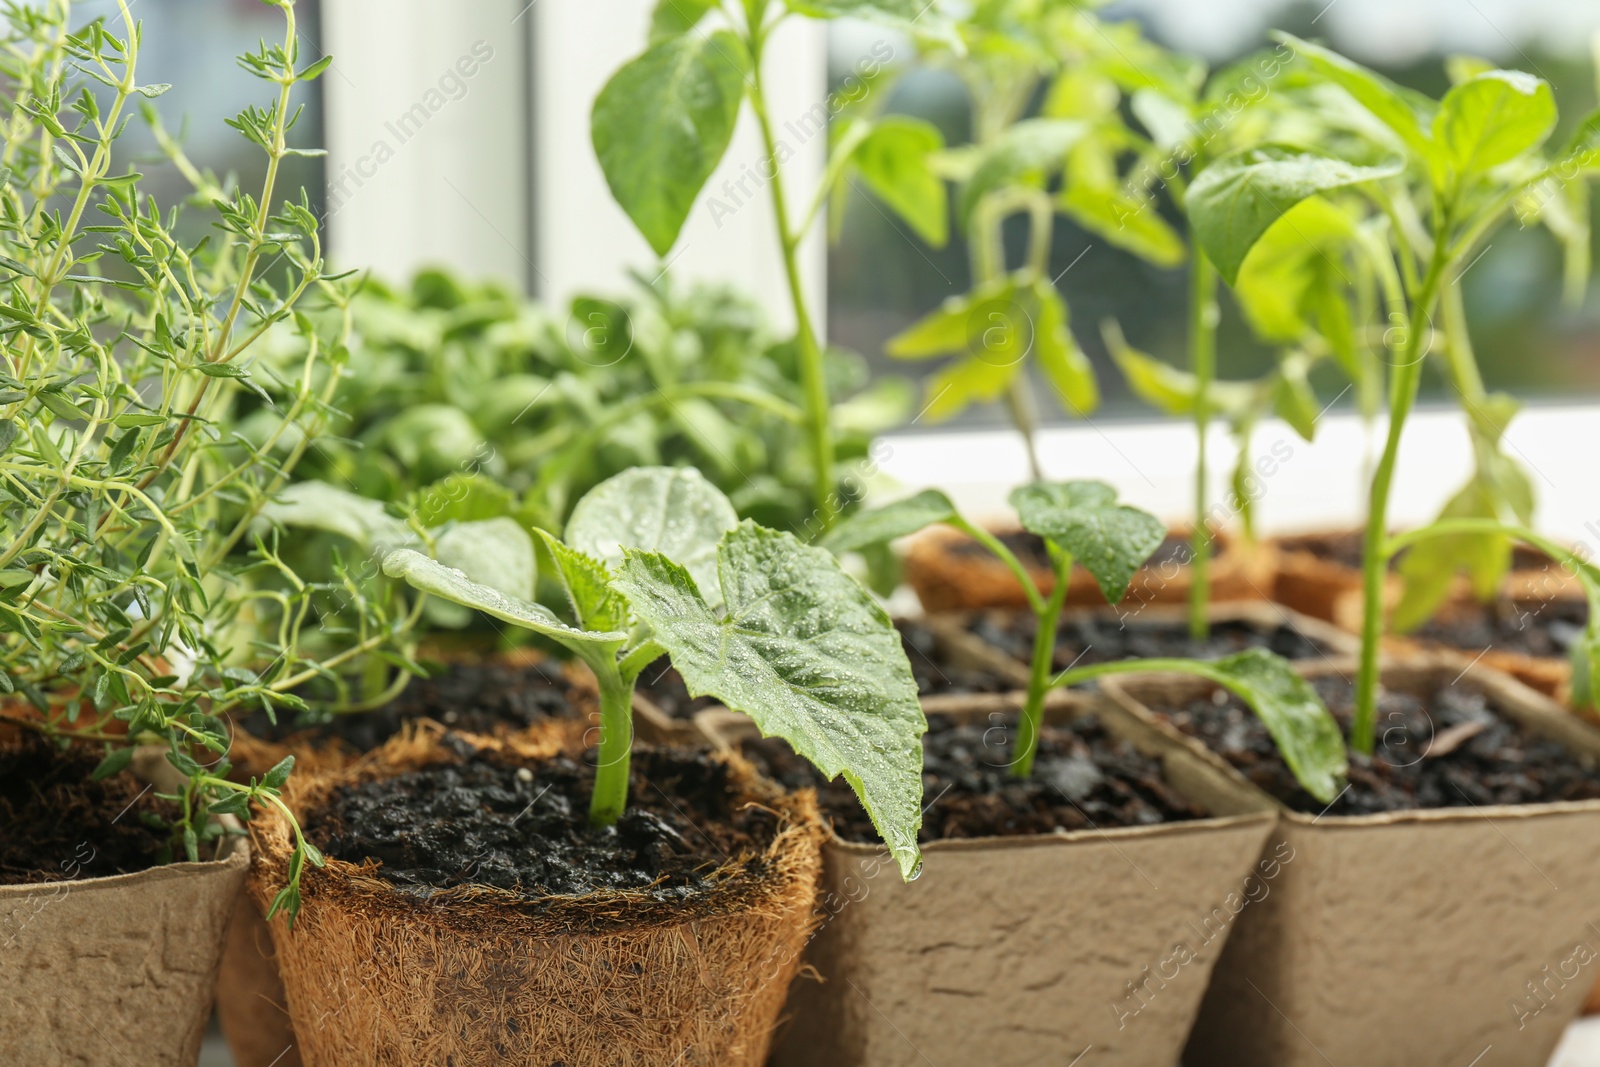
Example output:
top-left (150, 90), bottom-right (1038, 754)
top-left (592, 32), bottom-right (747, 256)
top-left (1009, 481), bottom-right (1165, 604)
top-left (0, 0), bottom-right (392, 923)
top-left (617, 521), bottom-right (926, 878)
top-left (385, 468), bottom-right (928, 877)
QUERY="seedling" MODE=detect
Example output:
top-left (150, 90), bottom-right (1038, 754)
top-left (593, 0), bottom-right (956, 528)
top-left (0, 0), bottom-right (406, 921)
top-left (1186, 33), bottom-right (1599, 752)
top-left (383, 466), bottom-right (929, 879)
top-left (825, 485), bottom-right (1347, 800)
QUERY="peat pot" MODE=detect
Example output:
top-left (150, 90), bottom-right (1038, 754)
top-left (904, 524), bottom-right (1273, 613)
top-left (0, 745), bottom-right (247, 1067)
top-left (250, 723), bottom-right (824, 1067)
top-left (1104, 660), bottom-right (1600, 1067)
top-left (700, 690), bottom-right (1278, 1067)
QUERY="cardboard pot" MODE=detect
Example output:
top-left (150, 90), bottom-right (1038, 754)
top-left (700, 690), bottom-right (1277, 1067)
top-left (1103, 660), bottom-right (1600, 1067)
top-left (250, 723), bottom-right (825, 1067)
top-left (926, 601), bottom-right (1360, 684)
top-left (1331, 587), bottom-right (1584, 705)
top-left (904, 524), bottom-right (1272, 613)
top-left (0, 744), bottom-right (248, 1067)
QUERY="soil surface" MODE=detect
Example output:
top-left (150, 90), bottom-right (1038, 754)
top-left (955, 530), bottom-right (1194, 573)
top-left (307, 745), bottom-right (778, 901)
top-left (738, 712), bottom-right (1204, 844)
top-left (1286, 531), bottom-right (1565, 578)
top-left (1154, 675), bottom-right (1600, 816)
top-left (970, 612), bottom-right (1331, 672)
top-left (0, 736), bottom-right (173, 884)
top-left (640, 620), bottom-right (1016, 720)
top-left (239, 657), bottom-right (591, 753)
top-left (1411, 597), bottom-right (1588, 658)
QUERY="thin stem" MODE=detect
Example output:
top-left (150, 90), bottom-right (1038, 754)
top-left (950, 517), bottom-right (1047, 616)
top-left (1013, 548), bottom-right (1072, 779)
top-left (1384, 520), bottom-right (1600, 587)
top-left (1188, 251), bottom-right (1218, 639)
top-left (1046, 655), bottom-right (1238, 692)
top-left (746, 29), bottom-right (835, 528)
top-left (588, 665), bottom-right (635, 828)
top-left (1353, 240), bottom-right (1452, 755)
top-left (619, 639), bottom-right (667, 685)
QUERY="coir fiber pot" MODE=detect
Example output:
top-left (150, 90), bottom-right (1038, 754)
top-left (1103, 660), bottom-right (1600, 1067)
top-left (0, 745), bottom-right (248, 1067)
top-left (217, 649), bottom-right (598, 1067)
top-left (904, 524), bottom-right (1273, 613)
top-left (249, 722), bottom-right (825, 1067)
top-left (699, 690), bottom-right (1278, 1067)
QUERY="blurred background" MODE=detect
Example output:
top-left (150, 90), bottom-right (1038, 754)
top-left (116, 0), bottom-right (1600, 431)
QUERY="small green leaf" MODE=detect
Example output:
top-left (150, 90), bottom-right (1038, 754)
top-left (851, 117), bottom-right (948, 247)
top-left (533, 530), bottom-right (630, 635)
top-left (1058, 183), bottom-right (1185, 268)
top-left (195, 361), bottom-right (247, 379)
top-left (564, 466), bottom-right (738, 609)
top-left (133, 82), bottom-right (172, 97)
top-left (886, 277), bottom-right (1015, 360)
top-left (91, 747), bottom-right (134, 781)
top-left (1010, 481), bottom-right (1167, 603)
top-left (112, 412), bottom-right (167, 429)
top-left (649, 0), bottom-right (718, 41)
top-left (1273, 32), bottom-right (1434, 156)
top-left (38, 391), bottom-right (84, 421)
top-left (434, 517), bottom-right (537, 601)
top-left (296, 56), bottom-right (334, 82)
top-left (785, 0), bottom-right (957, 46)
top-left (1207, 649), bottom-right (1348, 804)
top-left (261, 480), bottom-right (415, 550)
top-left (1271, 354), bottom-right (1320, 442)
top-left (614, 522), bottom-right (926, 880)
top-left (1103, 320), bottom-right (1254, 419)
top-left (1031, 281), bottom-right (1098, 415)
top-left (1568, 573), bottom-right (1600, 715)
top-left (919, 353), bottom-right (1019, 422)
top-left (823, 489), bottom-right (958, 554)
top-left (1186, 146), bottom-right (1404, 284)
top-left (383, 549), bottom-right (628, 650)
top-left (263, 755), bottom-right (296, 791)
top-left (1433, 70), bottom-right (1555, 189)
top-left (591, 31), bottom-right (747, 256)
top-left (958, 119), bottom-right (1087, 227)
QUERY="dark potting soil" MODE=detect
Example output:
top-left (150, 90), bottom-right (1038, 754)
top-left (307, 745), bottom-right (778, 901)
top-left (738, 712), bottom-right (1204, 844)
top-left (1155, 675), bottom-right (1600, 816)
top-left (954, 530), bottom-right (1194, 574)
top-left (239, 657), bottom-right (591, 753)
top-left (1411, 597), bottom-right (1588, 659)
top-left (638, 620), bottom-right (1015, 720)
top-left (970, 612), bottom-right (1330, 672)
top-left (0, 736), bottom-right (173, 884)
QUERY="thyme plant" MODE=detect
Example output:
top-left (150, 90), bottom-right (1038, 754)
top-left (0, 0), bottom-right (410, 920)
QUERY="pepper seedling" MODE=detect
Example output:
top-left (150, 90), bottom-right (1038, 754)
top-left (381, 466), bottom-right (928, 879)
top-left (1185, 33), bottom-right (1599, 752)
top-left (824, 485), bottom-right (1348, 801)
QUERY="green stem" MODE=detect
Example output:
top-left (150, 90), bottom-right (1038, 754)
top-left (747, 32), bottom-right (835, 528)
top-left (1046, 656), bottom-right (1237, 692)
top-left (1188, 251), bottom-right (1218, 639)
top-left (1353, 243), bottom-right (1451, 755)
top-left (951, 517), bottom-right (1046, 616)
top-left (1013, 548), bottom-right (1072, 779)
top-left (587, 665), bottom-right (635, 828)
top-left (1384, 520), bottom-right (1600, 587)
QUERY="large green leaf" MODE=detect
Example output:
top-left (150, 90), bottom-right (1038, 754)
top-left (592, 31), bottom-right (746, 256)
top-left (383, 549), bottom-right (627, 650)
top-left (851, 117), bottom-right (949, 247)
top-left (1206, 649), bottom-right (1347, 804)
top-left (957, 119), bottom-right (1088, 227)
top-left (260, 480), bottom-right (414, 549)
top-left (1273, 32), bottom-right (1434, 156)
top-left (435, 518), bottom-right (537, 600)
top-left (614, 522), bottom-right (926, 879)
top-left (1234, 195), bottom-right (1357, 343)
top-left (823, 488), bottom-right (959, 554)
top-left (1009, 481), bottom-right (1166, 603)
top-left (1433, 70), bottom-right (1555, 189)
top-left (1186, 146), bottom-right (1404, 284)
top-left (564, 466), bottom-right (738, 608)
